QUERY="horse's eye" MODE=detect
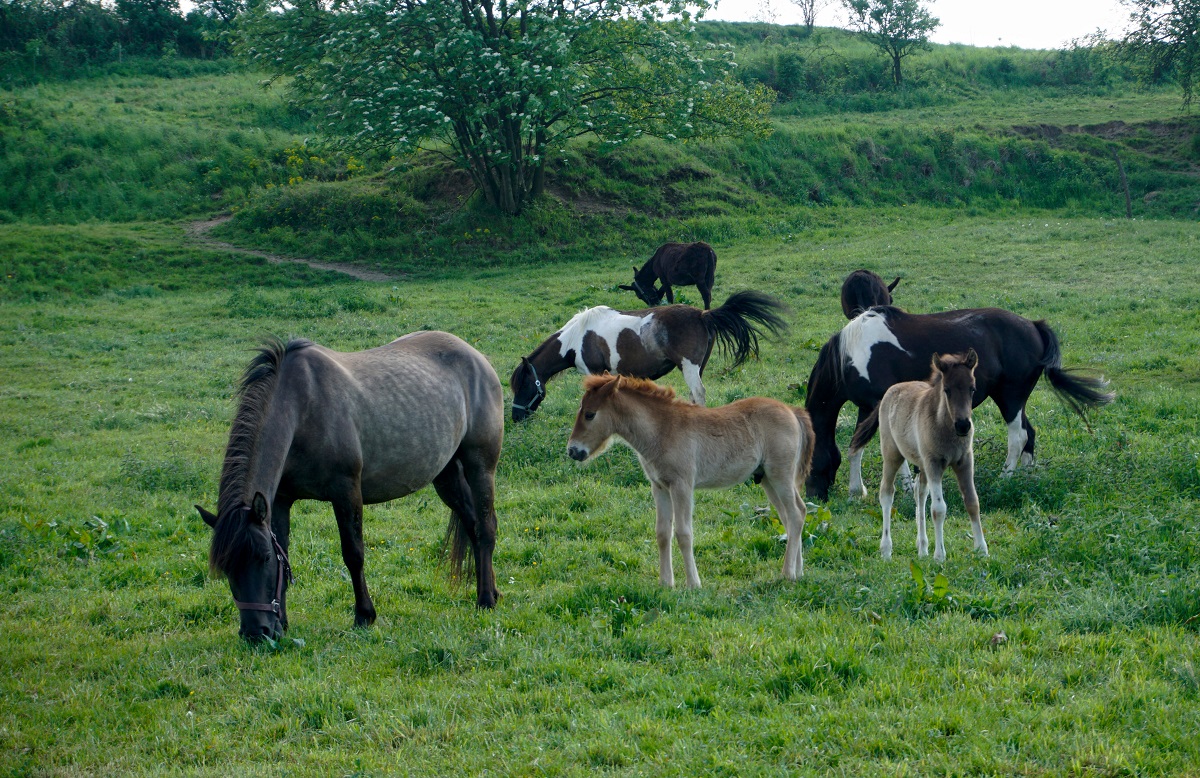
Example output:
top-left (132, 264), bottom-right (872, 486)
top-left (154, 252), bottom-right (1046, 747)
top-left (584, 411), bottom-right (596, 421)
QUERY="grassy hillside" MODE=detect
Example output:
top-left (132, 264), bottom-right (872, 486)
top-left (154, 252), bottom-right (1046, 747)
top-left (2, 25), bottom-right (1199, 774)
top-left (1, 210), bottom-right (1198, 774)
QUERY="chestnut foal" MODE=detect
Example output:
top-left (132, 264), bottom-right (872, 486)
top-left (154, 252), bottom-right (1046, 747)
top-left (567, 375), bottom-right (814, 588)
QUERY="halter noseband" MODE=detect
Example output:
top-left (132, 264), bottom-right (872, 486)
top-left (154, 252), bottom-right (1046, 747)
top-left (630, 277), bottom-right (656, 303)
top-left (511, 360), bottom-right (545, 413)
top-left (233, 529), bottom-right (293, 618)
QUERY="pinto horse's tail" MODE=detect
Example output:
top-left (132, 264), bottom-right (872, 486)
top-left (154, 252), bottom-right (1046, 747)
top-left (702, 291), bottom-right (789, 369)
top-left (1034, 320), bottom-right (1115, 422)
top-left (849, 405), bottom-right (881, 453)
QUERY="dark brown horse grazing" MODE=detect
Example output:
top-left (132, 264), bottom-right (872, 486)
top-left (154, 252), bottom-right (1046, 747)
top-left (620, 241), bottom-right (717, 309)
top-left (196, 332), bottom-right (504, 641)
top-left (804, 306), bottom-right (1113, 501)
top-left (510, 291), bottom-right (787, 421)
top-left (841, 269), bottom-right (900, 319)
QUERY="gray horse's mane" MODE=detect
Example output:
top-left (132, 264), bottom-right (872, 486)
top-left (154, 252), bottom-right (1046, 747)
top-left (209, 337), bottom-right (312, 576)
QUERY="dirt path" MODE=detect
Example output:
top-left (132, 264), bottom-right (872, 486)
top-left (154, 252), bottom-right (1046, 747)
top-left (186, 216), bottom-right (399, 283)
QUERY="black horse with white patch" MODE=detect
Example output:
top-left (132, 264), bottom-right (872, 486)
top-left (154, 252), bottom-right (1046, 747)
top-left (804, 306), bottom-right (1113, 501)
top-left (620, 241), bottom-right (717, 310)
top-left (840, 269), bottom-right (900, 319)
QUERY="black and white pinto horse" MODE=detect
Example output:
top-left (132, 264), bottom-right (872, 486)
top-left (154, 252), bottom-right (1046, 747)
top-left (841, 269), bottom-right (900, 319)
top-left (511, 291), bottom-right (787, 421)
top-left (619, 241), bottom-right (718, 310)
top-left (804, 305), bottom-right (1113, 501)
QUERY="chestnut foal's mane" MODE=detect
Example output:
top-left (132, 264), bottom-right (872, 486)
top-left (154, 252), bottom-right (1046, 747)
top-left (583, 374), bottom-right (682, 404)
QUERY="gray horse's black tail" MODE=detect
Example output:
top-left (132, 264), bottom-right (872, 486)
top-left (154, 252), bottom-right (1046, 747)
top-left (702, 290), bottom-right (789, 369)
top-left (850, 405), bottom-right (881, 453)
top-left (439, 458), bottom-right (478, 584)
top-left (1033, 320), bottom-right (1115, 422)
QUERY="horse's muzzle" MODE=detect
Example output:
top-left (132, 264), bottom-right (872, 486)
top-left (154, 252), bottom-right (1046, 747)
top-left (567, 444), bottom-right (588, 462)
top-left (955, 419), bottom-right (972, 437)
top-left (240, 620), bottom-right (283, 643)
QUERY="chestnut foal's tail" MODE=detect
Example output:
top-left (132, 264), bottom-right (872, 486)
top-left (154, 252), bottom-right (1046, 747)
top-left (702, 291), bottom-right (789, 368)
top-left (794, 408), bottom-right (816, 487)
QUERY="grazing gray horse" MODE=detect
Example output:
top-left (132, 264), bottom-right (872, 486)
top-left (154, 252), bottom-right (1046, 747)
top-left (197, 331), bottom-right (503, 641)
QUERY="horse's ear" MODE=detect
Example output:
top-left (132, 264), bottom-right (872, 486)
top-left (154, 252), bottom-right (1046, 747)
top-left (250, 493), bottom-right (269, 526)
top-left (930, 353), bottom-right (944, 374)
top-left (888, 276), bottom-right (901, 292)
top-left (964, 348), bottom-right (979, 369)
top-left (196, 505), bottom-right (218, 528)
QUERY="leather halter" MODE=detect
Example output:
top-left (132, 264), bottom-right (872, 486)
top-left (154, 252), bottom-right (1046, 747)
top-left (630, 277), bottom-right (657, 303)
top-left (233, 529), bottom-right (293, 618)
top-left (511, 360), bottom-right (545, 414)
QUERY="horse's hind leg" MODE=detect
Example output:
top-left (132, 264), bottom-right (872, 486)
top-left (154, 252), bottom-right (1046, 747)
top-left (652, 482), bottom-right (675, 587)
top-left (994, 389), bottom-right (1036, 474)
top-left (433, 452), bottom-right (500, 608)
top-left (762, 475), bottom-right (806, 579)
top-left (668, 482), bottom-right (702, 588)
top-left (680, 358), bottom-right (705, 406)
top-left (878, 446), bottom-right (902, 561)
top-left (847, 405), bottom-right (874, 499)
top-left (330, 482), bottom-right (376, 628)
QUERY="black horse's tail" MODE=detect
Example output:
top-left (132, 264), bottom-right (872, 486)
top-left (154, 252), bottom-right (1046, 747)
top-left (1034, 320), bottom-right (1115, 421)
top-left (701, 290), bottom-right (789, 369)
top-left (849, 405), bottom-right (881, 453)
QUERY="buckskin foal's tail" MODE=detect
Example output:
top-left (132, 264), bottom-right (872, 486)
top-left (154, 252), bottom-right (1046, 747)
top-left (702, 291), bottom-right (789, 368)
top-left (1033, 320), bottom-right (1115, 421)
top-left (849, 406), bottom-right (882, 454)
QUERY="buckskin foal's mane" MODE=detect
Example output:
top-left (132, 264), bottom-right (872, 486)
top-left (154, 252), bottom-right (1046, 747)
top-left (208, 337), bottom-right (313, 577)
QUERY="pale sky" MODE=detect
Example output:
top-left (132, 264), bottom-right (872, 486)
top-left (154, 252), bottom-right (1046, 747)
top-left (709, 0), bottom-right (1132, 50)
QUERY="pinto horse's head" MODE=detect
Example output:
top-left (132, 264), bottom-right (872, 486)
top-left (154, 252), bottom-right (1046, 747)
top-left (510, 357), bottom-right (547, 422)
top-left (618, 264), bottom-right (664, 307)
top-left (198, 492), bottom-right (291, 642)
top-left (933, 349), bottom-right (979, 437)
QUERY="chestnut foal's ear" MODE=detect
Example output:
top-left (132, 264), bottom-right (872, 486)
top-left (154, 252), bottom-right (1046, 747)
top-left (196, 505), bottom-right (218, 528)
top-left (887, 276), bottom-right (901, 292)
top-left (964, 348), bottom-right (979, 369)
top-left (250, 492), bottom-right (270, 526)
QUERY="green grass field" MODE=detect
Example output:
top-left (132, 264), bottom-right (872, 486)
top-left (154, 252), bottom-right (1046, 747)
top-left (2, 206), bottom-right (1198, 775)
